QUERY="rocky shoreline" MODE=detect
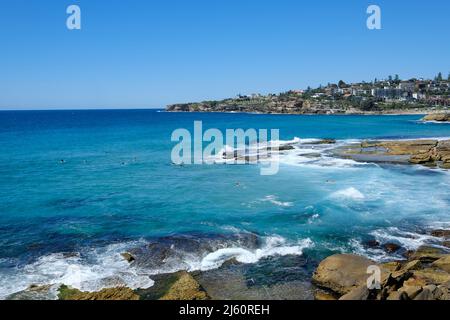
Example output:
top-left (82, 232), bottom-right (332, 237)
top-left (422, 113), bottom-right (450, 122)
top-left (313, 231), bottom-right (450, 300)
top-left (333, 138), bottom-right (450, 169)
top-left (7, 229), bottom-right (449, 301)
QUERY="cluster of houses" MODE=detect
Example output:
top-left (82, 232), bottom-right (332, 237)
top-left (305, 77), bottom-right (449, 106)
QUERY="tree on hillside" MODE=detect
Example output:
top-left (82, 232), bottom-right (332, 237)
top-left (388, 75), bottom-right (393, 82)
top-left (338, 80), bottom-right (347, 88)
top-left (436, 72), bottom-right (443, 81)
top-left (394, 74), bottom-right (400, 82)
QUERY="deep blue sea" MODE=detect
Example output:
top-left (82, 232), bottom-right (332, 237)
top-left (0, 110), bottom-right (449, 298)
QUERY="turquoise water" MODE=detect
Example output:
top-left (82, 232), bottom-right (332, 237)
top-left (0, 110), bottom-right (449, 298)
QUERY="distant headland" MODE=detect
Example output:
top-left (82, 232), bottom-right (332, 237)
top-left (167, 74), bottom-right (449, 115)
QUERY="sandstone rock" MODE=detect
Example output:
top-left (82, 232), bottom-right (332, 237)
top-left (58, 285), bottom-right (140, 300)
top-left (398, 285), bottom-right (422, 300)
top-left (403, 277), bottom-right (427, 288)
top-left (431, 255), bottom-right (450, 273)
top-left (137, 271), bottom-right (209, 300)
top-left (312, 254), bottom-right (375, 295)
top-left (121, 252), bottom-right (135, 263)
top-left (380, 261), bottom-right (401, 273)
top-left (433, 281), bottom-right (450, 300)
top-left (386, 291), bottom-right (408, 300)
top-left (401, 260), bottom-right (422, 272)
top-left (422, 113), bottom-right (450, 122)
top-left (408, 246), bottom-right (446, 262)
top-left (339, 285), bottom-right (370, 300)
top-left (414, 286), bottom-right (436, 300)
top-left (409, 153), bottom-right (432, 164)
top-left (314, 291), bottom-right (337, 300)
top-left (412, 269), bottom-right (450, 285)
top-left (159, 271), bottom-right (209, 300)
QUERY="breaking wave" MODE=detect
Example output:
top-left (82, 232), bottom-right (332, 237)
top-left (0, 233), bottom-right (313, 299)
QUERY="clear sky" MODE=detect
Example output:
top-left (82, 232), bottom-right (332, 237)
top-left (0, 0), bottom-right (449, 110)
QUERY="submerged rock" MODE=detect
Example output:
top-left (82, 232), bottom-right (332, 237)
top-left (309, 139), bottom-right (336, 145)
top-left (430, 229), bottom-right (450, 238)
top-left (127, 232), bottom-right (261, 271)
top-left (7, 284), bottom-right (56, 300)
top-left (383, 243), bottom-right (401, 253)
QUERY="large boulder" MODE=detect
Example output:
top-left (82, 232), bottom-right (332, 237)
top-left (312, 254), bottom-right (375, 295)
top-left (422, 113), bottom-right (450, 122)
top-left (432, 256), bottom-right (450, 273)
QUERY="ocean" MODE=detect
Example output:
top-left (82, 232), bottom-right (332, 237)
top-left (0, 109), bottom-right (449, 299)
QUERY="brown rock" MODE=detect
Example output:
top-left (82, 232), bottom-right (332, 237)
top-left (422, 113), bottom-right (450, 122)
top-left (159, 271), bottom-right (209, 300)
top-left (364, 239), bottom-right (381, 248)
top-left (401, 260), bottom-right (422, 272)
top-left (408, 246), bottom-right (446, 262)
top-left (339, 285), bottom-right (370, 300)
top-left (403, 277), bottom-right (427, 288)
top-left (58, 285), bottom-right (140, 300)
top-left (398, 285), bottom-right (422, 300)
top-left (414, 291), bottom-right (434, 300)
top-left (137, 271), bottom-right (209, 300)
top-left (431, 255), bottom-right (450, 273)
top-left (412, 269), bottom-right (450, 285)
top-left (383, 243), bottom-right (401, 253)
top-left (430, 229), bottom-right (450, 238)
top-left (314, 291), bottom-right (337, 300)
top-left (312, 254), bottom-right (375, 295)
top-left (121, 252), bottom-right (135, 263)
top-left (386, 291), bottom-right (408, 300)
top-left (433, 281), bottom-right (450, 300)
top-left (380, 261), bottom-right (401, 273)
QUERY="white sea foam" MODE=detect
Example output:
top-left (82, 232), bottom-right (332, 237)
top-left (261, 195), bottom-right (294, 207)
top-left (199, 236), bottom-right (313, 271)
top-left (369, 227), bottom-right (437, 251)
top-left (0, 240), bottom-right (154, 300)
top-left (331, 187), bottom-right (365, 201)
top-left (0, 235), bottom-right (315, 299)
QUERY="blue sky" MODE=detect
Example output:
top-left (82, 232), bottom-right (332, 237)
top-left (0, 0), bottom-right (449, 109)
